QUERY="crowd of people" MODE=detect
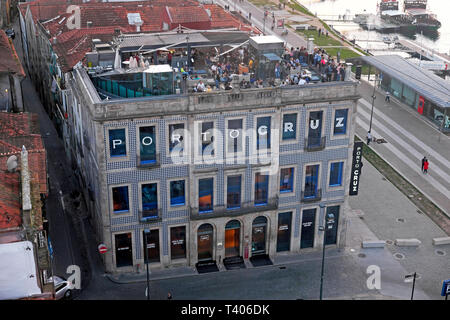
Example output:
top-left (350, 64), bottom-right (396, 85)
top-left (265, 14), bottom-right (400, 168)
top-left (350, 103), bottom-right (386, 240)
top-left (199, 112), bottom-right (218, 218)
top-left (190, 43), bottom-right (348, 92)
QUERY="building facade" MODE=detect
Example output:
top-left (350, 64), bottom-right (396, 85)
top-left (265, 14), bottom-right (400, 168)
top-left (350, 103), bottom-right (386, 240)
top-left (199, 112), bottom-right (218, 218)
top-left (69, 64), bottom-right (360, 273)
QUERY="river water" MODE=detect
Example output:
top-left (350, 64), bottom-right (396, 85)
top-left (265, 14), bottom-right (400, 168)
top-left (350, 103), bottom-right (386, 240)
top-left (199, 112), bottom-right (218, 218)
top-left (298, 0), bottom-right (450, 56)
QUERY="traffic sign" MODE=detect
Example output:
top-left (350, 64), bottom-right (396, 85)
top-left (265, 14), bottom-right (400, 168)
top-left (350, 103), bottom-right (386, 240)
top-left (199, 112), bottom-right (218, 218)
top-left (98, 244), bottom-right (108, 254)
top-left (441, 279), bottom-right (450, 296)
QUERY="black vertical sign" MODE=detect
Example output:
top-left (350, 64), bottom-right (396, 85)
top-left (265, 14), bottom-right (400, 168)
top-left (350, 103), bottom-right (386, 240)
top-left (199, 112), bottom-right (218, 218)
top-left (349, 141), bottom-right (363, 196)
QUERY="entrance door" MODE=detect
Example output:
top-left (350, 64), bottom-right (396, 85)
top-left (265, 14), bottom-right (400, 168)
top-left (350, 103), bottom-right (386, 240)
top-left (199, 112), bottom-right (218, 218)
top-left (277, 212), bottom-right (292, 252)
top-left (225, 220), bottom-right (241, 258)
top-left (301, 209), bottom-right (316, 249)
top-left (198, 224), bottom-right (213, 261)
top-left (115, 233), bottom-right (133, 267)
top-left (418, 96), bottom-right (425, 115)
top-left (251, 216), bottom-right (267, 256)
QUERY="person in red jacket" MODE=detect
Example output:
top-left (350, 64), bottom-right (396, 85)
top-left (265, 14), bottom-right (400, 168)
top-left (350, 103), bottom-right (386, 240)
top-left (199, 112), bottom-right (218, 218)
top-left (423, 159), bottom-right (429, 174)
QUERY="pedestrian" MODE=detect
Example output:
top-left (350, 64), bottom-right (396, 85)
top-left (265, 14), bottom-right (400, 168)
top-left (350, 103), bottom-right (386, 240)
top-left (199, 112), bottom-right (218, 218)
top-left (367, 131), bottom-right (372, 145)
top-left (318, 28), bottom-right (321, 37)
top-left (385, 91), bottom-right (390, 103)
top-left (423, 159), bottom-right (429, 174)
top-left (421, 156), bottom-right (427, 172)
top-left (167, 292), bottom-right (172, 300)
top-left (249, 12), bottom-right (251, 20)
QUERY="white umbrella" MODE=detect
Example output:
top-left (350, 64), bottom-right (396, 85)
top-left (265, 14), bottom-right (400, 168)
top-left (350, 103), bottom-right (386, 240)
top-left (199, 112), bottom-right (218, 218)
top-left (114, 49), bottom-right (121, 69)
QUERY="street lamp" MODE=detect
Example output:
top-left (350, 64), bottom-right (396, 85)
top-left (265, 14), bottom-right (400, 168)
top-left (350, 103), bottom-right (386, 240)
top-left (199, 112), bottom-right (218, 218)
top-left (369, 74), bottom-right (381, 133)
top-left (143, 229), bottom-right (151, 300)
top-left (318, 204), bottom-right (335, 300)
top-left (405, 272), bottom-right (417, 300)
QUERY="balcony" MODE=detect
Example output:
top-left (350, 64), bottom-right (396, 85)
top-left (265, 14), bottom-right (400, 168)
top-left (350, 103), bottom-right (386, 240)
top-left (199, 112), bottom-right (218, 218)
top-left (190, 196), bottom-right (278, 220)
top-left (304, 137), bottom-right (326, 152)
top-left (139, 209), bottom-right (162, 224)
top-left (137, 153), bottom-right (160, 168)
top-left (301, 189), bottom-right (322, 203)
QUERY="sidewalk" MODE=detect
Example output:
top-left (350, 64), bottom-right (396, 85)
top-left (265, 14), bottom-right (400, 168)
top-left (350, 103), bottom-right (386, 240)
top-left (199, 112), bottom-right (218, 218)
top-left (356, 78), bottom-right (450, 217)
top-left (106, 248), bottom-right (348, 284)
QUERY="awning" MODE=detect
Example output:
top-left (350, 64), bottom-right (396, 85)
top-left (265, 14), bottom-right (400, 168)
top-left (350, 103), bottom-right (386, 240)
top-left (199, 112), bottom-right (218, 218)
top-left (263, 53), bottom-right (281, 61)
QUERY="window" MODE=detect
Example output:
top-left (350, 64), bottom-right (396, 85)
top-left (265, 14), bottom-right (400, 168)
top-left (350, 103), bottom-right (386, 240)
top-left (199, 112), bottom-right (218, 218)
top-left (168, 123), bottom-right (185, 153)
top-left (109, 128), bottom-right (127, 157)
top-left (307, 111), bottom-right (323, 147)
top-left (333, 109), bottom-right (348, 135)
top-left (329, 162), bottom-right (344, 187)
top-left (282, 113), bottom-right (297, 140)
top-left (170, 180), bottom-right (185, 206)
top-left (143, 230), bottom-right (160, 263)
top-left (139, 126), bottom-right (156, 164)
top-left (141, 183), bottom-right (158, 218)
top-left (280, 168), bottom-right (294, 193)
top-left (227, 175), bottom-right (242, 209)
top-left (112, 186), bottom-right (129, 213)
top-left (199, 178), bottom-right (214, 213)
top-left (254, 172), bottom-right (269, 206)
top-left (257, 117), bottom-right (271, 150)
top-left (170, 226), bottom-right (186, 260)
top-left (304, 165), bottom-right (319, 198)
top-left (227, 119), bottom-right (243, 154)
top-left (200, 121), bottom-right (214, 156)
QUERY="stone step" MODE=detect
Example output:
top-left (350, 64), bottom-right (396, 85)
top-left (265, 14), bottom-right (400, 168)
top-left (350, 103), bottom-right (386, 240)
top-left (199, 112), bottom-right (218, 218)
top-left (361, 240), bottom-right (386, 248)
top-left (432, 237), bottom-right (450, 246)
top-left (395, 238), bottom-right (421, 247)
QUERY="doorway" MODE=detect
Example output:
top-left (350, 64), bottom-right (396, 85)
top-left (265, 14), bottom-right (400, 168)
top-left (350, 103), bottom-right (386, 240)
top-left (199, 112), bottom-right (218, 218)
top-left (115, 233), bottom-right (133, 268)
top-left (225, 220), bottom-right (241, 258)
top-left (197, 224), bottom-right (214, 261)
top-left (251, 216), bottom-right (267, 256)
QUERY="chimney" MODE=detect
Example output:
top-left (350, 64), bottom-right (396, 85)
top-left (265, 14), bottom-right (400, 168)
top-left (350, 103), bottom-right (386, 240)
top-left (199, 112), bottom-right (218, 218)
top-left (52, 37), bottom-right (57, 45)
top-left (87, 21), bottom-right (93, 28)
top-left (21, 146), bottom-right (32, 212)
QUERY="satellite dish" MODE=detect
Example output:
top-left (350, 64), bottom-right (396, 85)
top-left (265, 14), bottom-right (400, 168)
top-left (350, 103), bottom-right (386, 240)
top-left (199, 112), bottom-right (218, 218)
top-left (7, 155), bottom-right (18, 172)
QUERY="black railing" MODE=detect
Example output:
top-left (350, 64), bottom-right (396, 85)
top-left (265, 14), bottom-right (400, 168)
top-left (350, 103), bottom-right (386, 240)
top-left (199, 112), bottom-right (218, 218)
top-left (305, 136), bottom-right (326, 152)
top-left (137, 153), bottom-right (160, 168)
top-left (139, 209), bottom-right (162, 223)
top-left (301, 189), bottom-right (322, 203)
top-left (190, 196), bottom-right (279, 220)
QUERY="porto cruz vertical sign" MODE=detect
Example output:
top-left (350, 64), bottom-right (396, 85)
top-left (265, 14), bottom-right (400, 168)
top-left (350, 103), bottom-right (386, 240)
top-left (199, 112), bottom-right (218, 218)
top-left (349, 142), bottom-right (363, 196)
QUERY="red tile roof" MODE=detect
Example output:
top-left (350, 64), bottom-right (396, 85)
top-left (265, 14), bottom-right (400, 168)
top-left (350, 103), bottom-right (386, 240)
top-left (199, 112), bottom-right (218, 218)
top-left (20, 0), bottom-right (256, 72)
top-left (0, 170), bottom-right (21, 230)
top-left (167, 5), bottom-right (210, 24)
top-left (0, 30), bottom-right (26, 77)
top-left (0, 113), bottom-right (47, 196)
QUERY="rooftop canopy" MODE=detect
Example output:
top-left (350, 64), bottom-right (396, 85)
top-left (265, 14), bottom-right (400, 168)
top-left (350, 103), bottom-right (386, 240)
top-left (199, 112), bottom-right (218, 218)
top-left (360, 55), bottom-right (450, 108)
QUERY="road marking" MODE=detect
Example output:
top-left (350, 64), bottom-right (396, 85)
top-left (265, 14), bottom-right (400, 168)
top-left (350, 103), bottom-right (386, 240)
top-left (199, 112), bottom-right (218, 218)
top-left (359, 98), bottom-right (450, 169)
top-left (357, 105), bottom-right (450, 183)
top-left (357, 117), bottom-right (450, 200)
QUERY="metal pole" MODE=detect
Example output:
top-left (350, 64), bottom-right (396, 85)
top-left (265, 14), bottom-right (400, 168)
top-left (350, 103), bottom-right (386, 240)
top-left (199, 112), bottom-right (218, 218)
top-left (319, 226), bottom-right (326, 300)
top-left (144, 230), bottom-right (150, 300)
top-left (419, 31), bottom-right (423, 67)
top-left (411, 272), bottom-right (416, 300)
top-left (263, 15), bottom-right (266, 34)
top-left (369, 76), bottom-right (377, 133)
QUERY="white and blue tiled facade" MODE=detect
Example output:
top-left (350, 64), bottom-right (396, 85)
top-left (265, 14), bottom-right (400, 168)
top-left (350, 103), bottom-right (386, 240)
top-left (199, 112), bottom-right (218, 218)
top-left (101, 100), bottom-right (357, 273)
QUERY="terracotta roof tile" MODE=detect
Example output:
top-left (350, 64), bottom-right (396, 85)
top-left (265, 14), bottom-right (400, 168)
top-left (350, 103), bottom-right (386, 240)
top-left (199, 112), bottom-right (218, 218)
top-left (0, 170), bottom-right (21, 230)
top-left (0, 30), bottom-right (26, 77)
top-left (0, 113), bottom-right (47, 195)
top-left (20, 0), bottom-right (255, 71)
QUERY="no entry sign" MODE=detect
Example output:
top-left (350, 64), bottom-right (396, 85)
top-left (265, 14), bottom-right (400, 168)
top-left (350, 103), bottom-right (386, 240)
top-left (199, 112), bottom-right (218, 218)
top-left (98, 244), bottom-right (108, 254)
